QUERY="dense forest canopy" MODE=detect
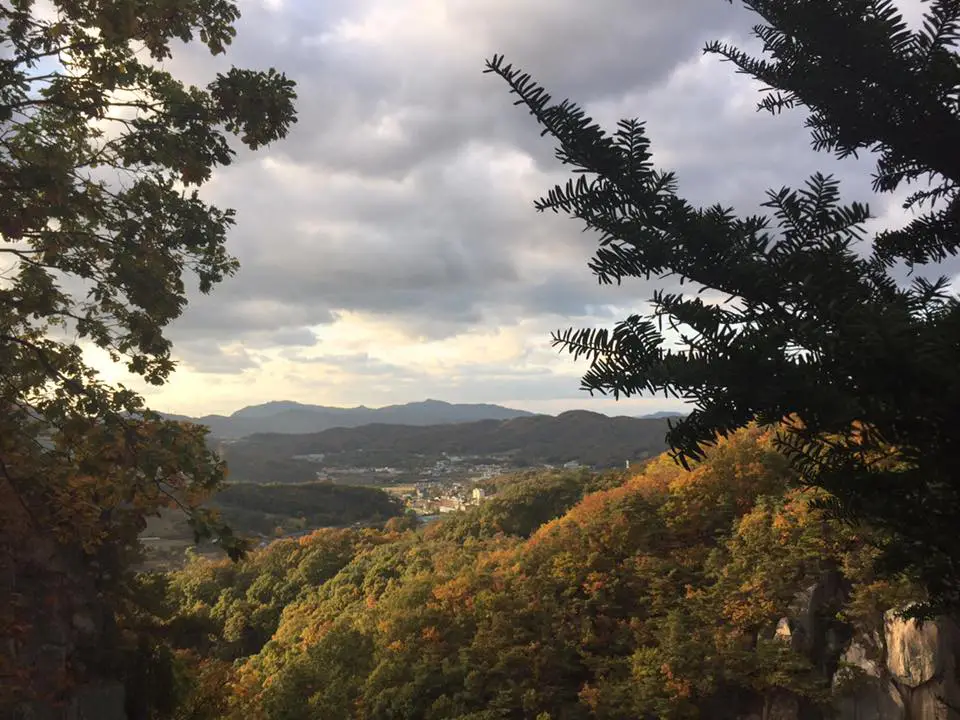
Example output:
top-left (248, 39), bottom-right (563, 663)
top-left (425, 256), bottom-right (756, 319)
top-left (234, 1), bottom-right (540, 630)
top-left (137, 427), bottom-right (925, 719)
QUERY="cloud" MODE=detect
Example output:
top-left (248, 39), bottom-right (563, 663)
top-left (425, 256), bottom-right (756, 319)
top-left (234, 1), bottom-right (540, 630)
top-left (173, 343), bottom-right (262, 375)
top-left (81, 0), bottom-right (941, 415)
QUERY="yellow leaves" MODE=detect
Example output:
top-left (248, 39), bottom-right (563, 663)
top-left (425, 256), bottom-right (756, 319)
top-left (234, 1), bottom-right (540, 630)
top-left (582, 571), bottom-right (607, 596)
top-left (723, 580), bottom-right (777, 629)
top-left (841, 575), bottom-right (919, 631)
top-left (149, 424), bottom-right (913, 719)
top-left (575, 482), bottom-right (635, 520)
top-left (477, 546), bottom-right (520, 572)
top-left (9, 415), bottom-right (224, 561)
top-left (229, 664), bottom-right (267, 705)
top-left (736, 504), bottom-right (772, 534)
top-left (629, 453), bottom-right (683, 499)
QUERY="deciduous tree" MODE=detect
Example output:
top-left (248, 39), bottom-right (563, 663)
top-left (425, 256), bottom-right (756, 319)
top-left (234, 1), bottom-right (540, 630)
top-left (0, 0), bottom-right (296, 706)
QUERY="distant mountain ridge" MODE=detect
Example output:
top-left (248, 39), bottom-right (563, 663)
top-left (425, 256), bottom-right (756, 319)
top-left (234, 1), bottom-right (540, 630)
top-left (222, 410), bottom-right (673, 481)
top-left (162, 399), bottom-right (537, 438)
top-left (636, 411), bottom-right (687, 419)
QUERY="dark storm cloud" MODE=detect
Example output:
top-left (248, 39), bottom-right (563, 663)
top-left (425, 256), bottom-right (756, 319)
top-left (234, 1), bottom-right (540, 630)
top-left (171, 0), bottom-right (747, 178)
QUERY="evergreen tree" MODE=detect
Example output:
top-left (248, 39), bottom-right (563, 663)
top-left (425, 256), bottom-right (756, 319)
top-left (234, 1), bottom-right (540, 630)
top-left (486, 0), bottom-right (960, 616)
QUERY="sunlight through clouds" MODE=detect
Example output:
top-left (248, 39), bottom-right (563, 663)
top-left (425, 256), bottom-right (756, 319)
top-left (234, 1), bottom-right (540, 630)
top-left (72, 0), bottom-right (940, 417)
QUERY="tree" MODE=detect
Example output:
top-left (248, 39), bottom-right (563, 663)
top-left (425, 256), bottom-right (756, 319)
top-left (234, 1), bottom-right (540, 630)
top-left (485, 0), bottom-right (960, 616)
top-left (0, 0), bottom-right (296, 707)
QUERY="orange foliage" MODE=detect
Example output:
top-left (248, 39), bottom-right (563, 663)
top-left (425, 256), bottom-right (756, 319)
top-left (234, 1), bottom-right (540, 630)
top-left (431, 576), bottom-right (474, 611)
top-left (159, 425), bottom-right (912, 720)
top-left (661, 663), bottom-right (694, 700)
top-left (298, 619), bottom-right (335, 649)
top-left (578, 682), bottom-right (601, 711)
top-left (421, 626), bottom-right (442, 644)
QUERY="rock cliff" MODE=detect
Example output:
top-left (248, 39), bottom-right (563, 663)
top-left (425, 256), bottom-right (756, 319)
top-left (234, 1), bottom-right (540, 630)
top-left (768, 571), bottom-right (960, 720)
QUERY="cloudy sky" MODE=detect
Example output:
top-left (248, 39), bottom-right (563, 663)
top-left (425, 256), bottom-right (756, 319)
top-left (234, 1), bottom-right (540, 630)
top-left (87, 0), bottom-right (935, 418)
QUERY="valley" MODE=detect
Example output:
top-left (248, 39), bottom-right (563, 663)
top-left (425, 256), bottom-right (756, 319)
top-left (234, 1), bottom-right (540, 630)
top-left (138, 403), bottom-right (674, 570)
top-left (214, 408), bottom-right (673, 484)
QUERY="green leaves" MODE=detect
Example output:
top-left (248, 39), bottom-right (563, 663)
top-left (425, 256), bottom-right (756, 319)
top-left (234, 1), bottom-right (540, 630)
top-left (210, 67), bottom-right (298, 150)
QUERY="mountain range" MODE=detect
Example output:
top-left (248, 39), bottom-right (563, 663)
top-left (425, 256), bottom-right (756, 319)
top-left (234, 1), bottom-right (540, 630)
top-left (165, 399), bottom-right (686, 439)
top-left (163, 399), bottom-right (537, 438)
top-left (220, 410), bottom-right (674, 482)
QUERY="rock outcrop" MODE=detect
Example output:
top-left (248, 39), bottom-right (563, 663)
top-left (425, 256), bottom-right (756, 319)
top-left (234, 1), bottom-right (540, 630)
top-left (765, 571), bottom-right (960, 720)
top-left (834, 610), bottom-right (960, 720)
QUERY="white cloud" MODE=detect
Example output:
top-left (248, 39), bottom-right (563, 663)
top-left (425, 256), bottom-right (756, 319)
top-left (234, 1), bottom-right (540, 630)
top-left (74, 0), bottom-right (946, 417)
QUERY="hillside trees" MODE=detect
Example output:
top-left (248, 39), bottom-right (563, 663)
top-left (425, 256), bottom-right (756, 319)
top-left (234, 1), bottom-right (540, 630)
top-left (203, 428), bottom-right (912, 719)
top-left (212, 482), bottom-right (405, 536)
top-left (486, 0), bottom-right (960, 615)
top-left (0, 0), bottom-right (296, 707)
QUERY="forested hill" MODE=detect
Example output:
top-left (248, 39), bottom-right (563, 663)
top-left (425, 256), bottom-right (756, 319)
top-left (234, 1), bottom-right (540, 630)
top-left (139, 426), bottom-right (945, 719)
top-left (222, 411), bottom-right (672, 480)
top-left (213, 482), bottom-right (404, 536)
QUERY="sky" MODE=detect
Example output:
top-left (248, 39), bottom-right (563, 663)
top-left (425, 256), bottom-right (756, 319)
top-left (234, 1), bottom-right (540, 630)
top-left (85, 0), bottom-right (940, 418)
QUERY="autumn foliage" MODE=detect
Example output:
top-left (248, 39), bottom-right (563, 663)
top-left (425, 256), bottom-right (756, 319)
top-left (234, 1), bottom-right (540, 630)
top-left (140, 426), bottom-right (916, 719)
